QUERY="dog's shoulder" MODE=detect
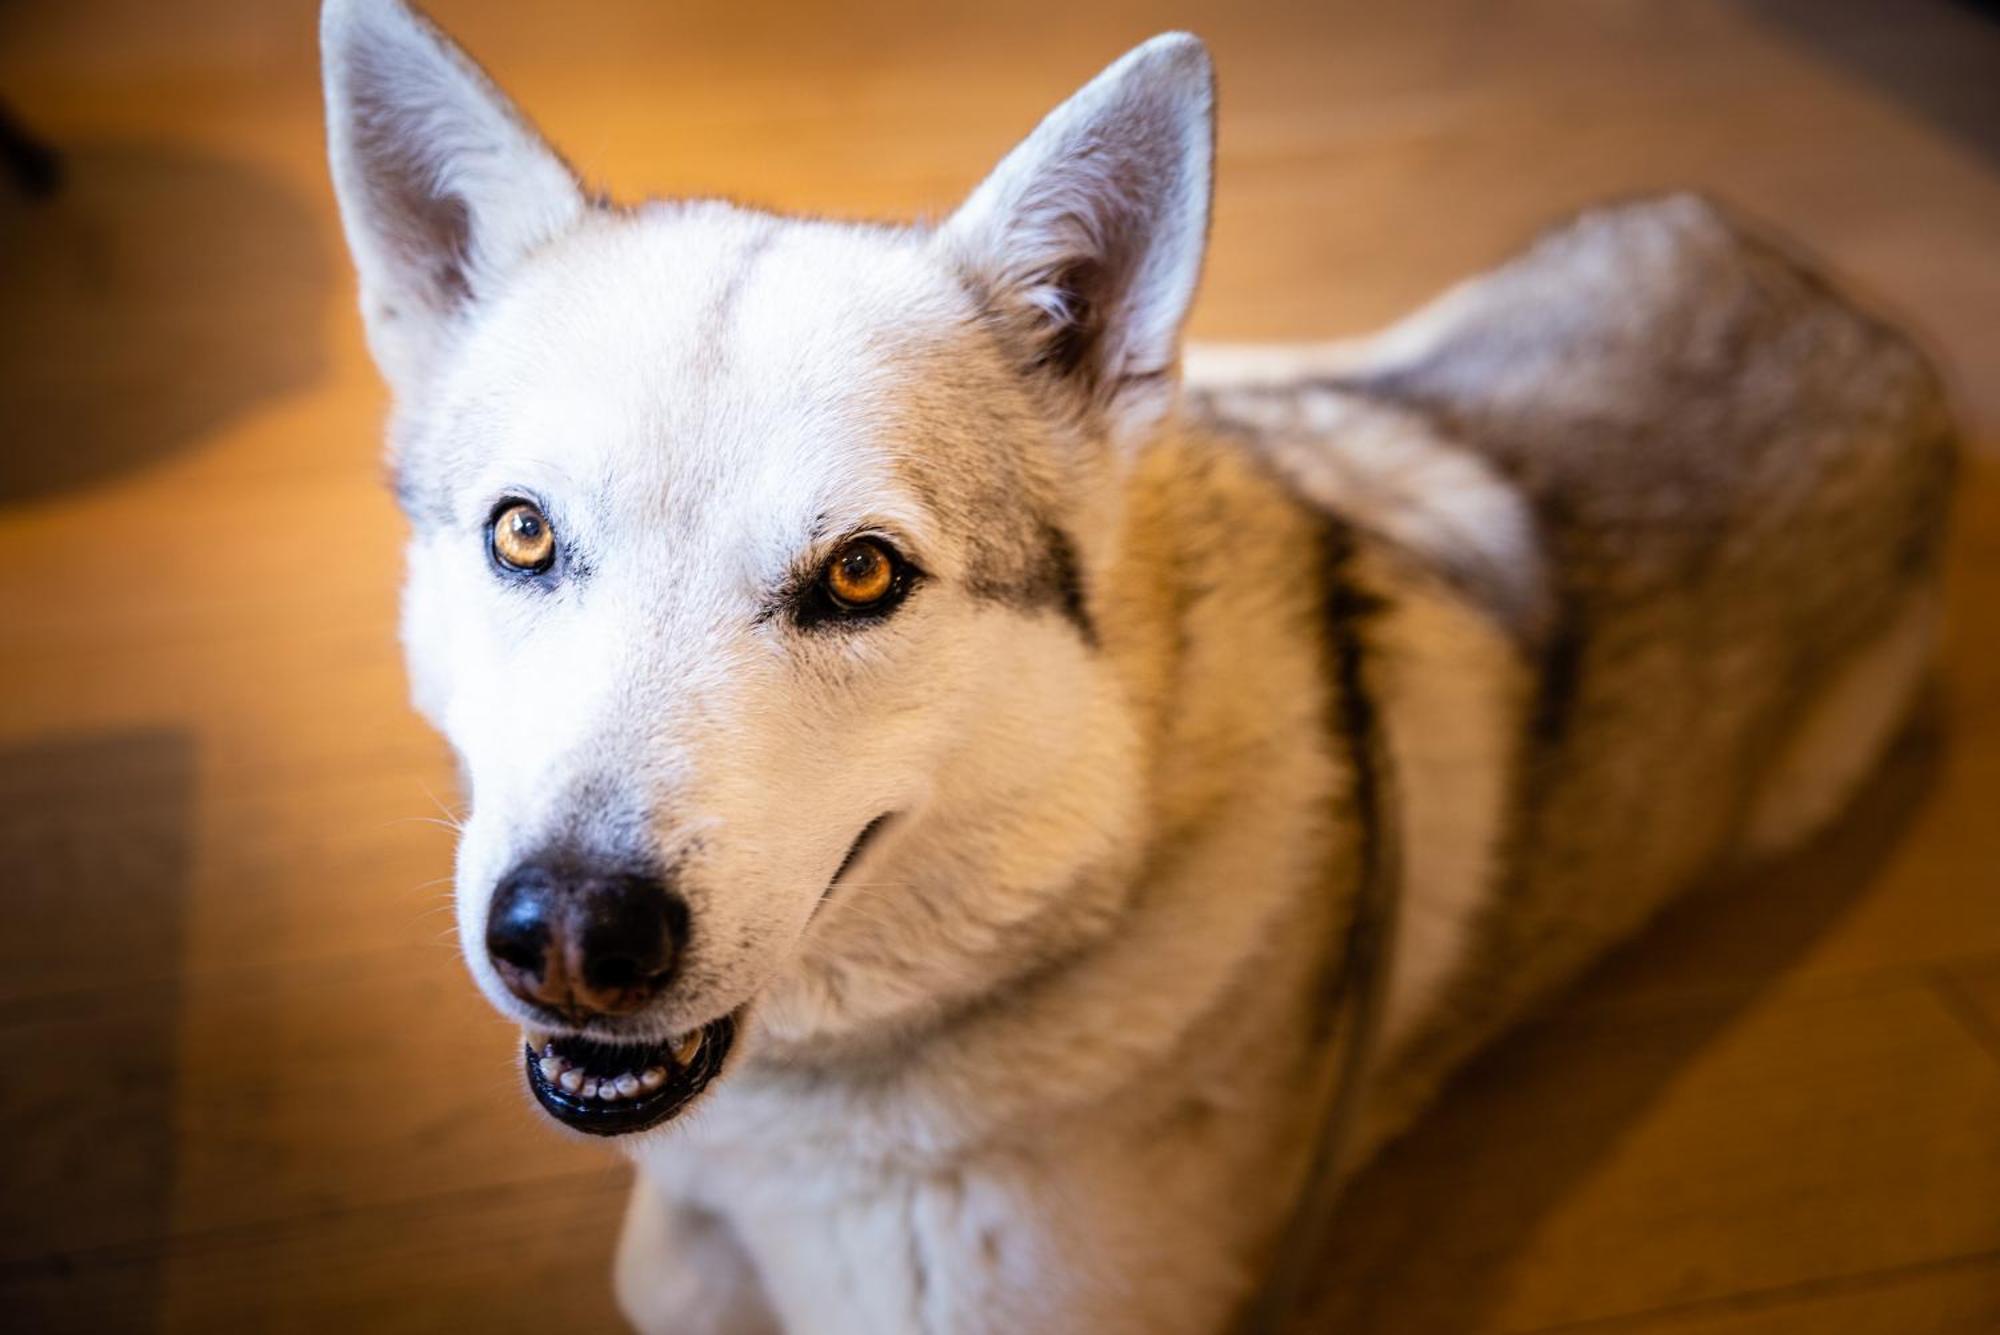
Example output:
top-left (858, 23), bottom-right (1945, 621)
top-left (1181, 360), bottom-right (1552, 652)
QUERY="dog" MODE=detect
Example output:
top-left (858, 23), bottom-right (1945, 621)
top-left (321, 1), bottom-right (1958, 1330)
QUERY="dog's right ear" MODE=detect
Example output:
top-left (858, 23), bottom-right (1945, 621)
top-left (322, 0), bottom-right (585, 398)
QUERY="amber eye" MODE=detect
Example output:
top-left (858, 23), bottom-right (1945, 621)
top-left (822, 538), bottom-right (896, 609)
top-left (490, 501), bottom-right (556, 573)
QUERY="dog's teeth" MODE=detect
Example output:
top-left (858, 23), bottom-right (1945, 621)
top-left (539, 1039), bottom-right (698, 1102)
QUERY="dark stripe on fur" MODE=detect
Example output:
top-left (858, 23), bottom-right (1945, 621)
top-left (1240, 523), bottom-right (1403, 1333)
top-left (1293, 372), bottom-right (1585, 742)
top-left (966, 520), bottom-right (1097, 646)
top-left (1530, 613), bottom-right (1585, 745)
top-left (1316, 522), bottom-right (1393, 1025)
top-left (1037, 522), bottom-right (1096, 645)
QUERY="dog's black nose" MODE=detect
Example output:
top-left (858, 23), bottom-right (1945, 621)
top-left (485, 860), bottom-right (687, 1020)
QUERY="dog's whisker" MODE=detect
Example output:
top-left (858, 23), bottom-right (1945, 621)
top-left (415, 780), bottom-right (468, 831)
top-left (387, 815), bottom-right (466, 836)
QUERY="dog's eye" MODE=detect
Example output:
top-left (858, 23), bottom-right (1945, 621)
top-left (491, 500), bottom-right (556, 574)
top-left (821, 538), bottom-right (898, 611)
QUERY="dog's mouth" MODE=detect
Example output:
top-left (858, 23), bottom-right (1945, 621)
top-left (522, 1014), bottom-right (737, 1137)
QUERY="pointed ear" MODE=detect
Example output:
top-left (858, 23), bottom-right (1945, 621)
top-left (939, 34), bottom-right (1214, 435)
top-left (321, 0), bottom-right (585, 397)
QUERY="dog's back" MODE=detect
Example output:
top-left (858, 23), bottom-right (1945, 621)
top-left (1189, 195), bottom-right (1957, 1137)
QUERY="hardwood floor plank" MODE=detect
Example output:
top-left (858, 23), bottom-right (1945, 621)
top-left (1519, 1251), bottom-right (2000, 1335)
top-left (1303, 983), bottom-right (2000, 1332)
top-left (1, 1169), bottom-right (629, 1334)
top-left (1, 947), bottom-right (614, 1266)
top-left (1932, 955), bottom-right (2000, 1072)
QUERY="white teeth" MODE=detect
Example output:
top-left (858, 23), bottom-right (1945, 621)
top-left (536, 1038), bottom-right (694, 1105)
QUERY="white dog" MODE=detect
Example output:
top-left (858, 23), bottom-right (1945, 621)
top-left (322, 1), bottom-right (1957, 1330)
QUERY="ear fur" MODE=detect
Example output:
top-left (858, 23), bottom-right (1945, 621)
top-left (940, 33), bottom-right (1215, 436)
top-left (321, 0), bottom-right (585, 396)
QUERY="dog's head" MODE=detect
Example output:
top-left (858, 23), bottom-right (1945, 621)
top-left (323, 0), bottom-right (1212, 1137)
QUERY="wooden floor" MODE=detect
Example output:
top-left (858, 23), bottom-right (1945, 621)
top-left (1, 1), bottom-right (1997, 1330)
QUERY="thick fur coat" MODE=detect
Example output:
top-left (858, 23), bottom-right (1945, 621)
top-left (322, 2), bottom-right (1956, 1330)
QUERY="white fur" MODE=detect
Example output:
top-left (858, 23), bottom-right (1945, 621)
top-left (616, 1179), bottom-right (778, 1335)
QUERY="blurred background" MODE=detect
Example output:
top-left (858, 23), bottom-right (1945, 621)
top-left (1, 0), bottom-right (1996, 1330)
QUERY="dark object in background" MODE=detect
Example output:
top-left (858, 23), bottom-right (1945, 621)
top-left (0, 97), bottom-right (61, 197)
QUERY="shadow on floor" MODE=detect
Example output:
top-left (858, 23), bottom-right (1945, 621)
top-left (1740, 0), bottom-right (2000, 171)
top-left (0, 729), bottom-right (197, 1333)
top-left (0, 141), bottom-right (329, 504)
top-left (1296, 704), bottom-right (1945, 1332)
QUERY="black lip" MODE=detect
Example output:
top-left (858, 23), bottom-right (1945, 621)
top-left (523, 1014), bottom-right (737, 1137)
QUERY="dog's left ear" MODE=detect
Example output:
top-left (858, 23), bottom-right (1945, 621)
top-left (940, 33), bottom-right (1214, 438)
top-left (321, 0), bottom-right (586, 400)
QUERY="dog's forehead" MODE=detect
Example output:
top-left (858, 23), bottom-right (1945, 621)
top-left (454, 205), bottom-right (987, 512)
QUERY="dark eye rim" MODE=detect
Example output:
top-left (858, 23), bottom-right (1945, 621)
top-left (795, 534), bottom-right (921, 629)
top-left (486, 496), bottom-right (560, 579)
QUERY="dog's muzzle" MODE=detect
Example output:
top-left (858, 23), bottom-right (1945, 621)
top-left (505, 813), bottom-right (890, 1137)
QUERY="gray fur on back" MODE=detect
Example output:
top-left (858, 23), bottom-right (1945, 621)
top-left (1198, 194), bottom-right (1958, 1132)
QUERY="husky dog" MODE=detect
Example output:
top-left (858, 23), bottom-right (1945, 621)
top-left (322, 1), bottom-right (1957, 1330)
